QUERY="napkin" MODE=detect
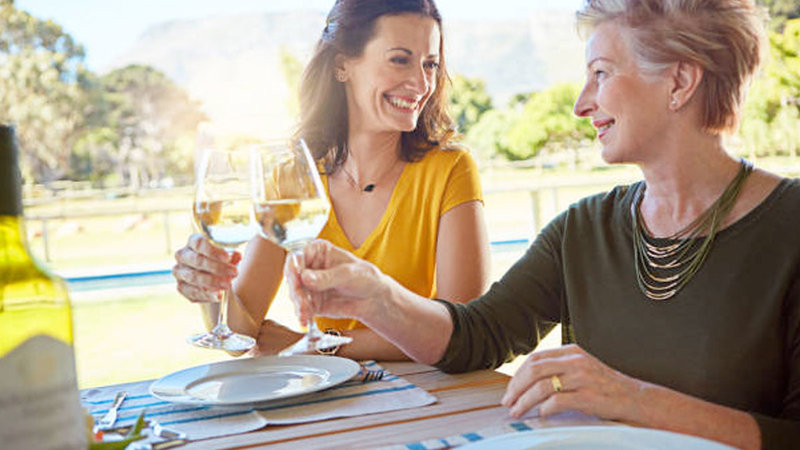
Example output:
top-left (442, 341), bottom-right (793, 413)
top-left (81, 361), bottom-right (436, 442)
top-left (256, 360), bottom-right (436, 424)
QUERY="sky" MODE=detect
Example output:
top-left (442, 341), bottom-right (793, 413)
top-left (14, 0), bottom-right (584, 72)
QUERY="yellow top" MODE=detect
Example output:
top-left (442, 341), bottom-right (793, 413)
top-left (316, 147), bottom-right (483, 331)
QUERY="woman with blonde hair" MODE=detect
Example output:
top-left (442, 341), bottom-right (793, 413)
top-left (172, 0), bottom-right (491, 360)
top-left (286, 0), bottom-right (800, 447)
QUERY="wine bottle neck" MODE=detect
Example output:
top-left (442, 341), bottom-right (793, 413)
top-left (0, 126), bottom-right (23, 217)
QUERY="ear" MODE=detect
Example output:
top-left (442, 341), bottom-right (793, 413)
top-left (333, 54), bottom-right (348, 82)
top-left (667, 61), bottom-right (703, 111)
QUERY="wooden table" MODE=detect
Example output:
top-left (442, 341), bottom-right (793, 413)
top-left (180, 362), bottom-right (601, 449)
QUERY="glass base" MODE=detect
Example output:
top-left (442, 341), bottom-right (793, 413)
top-left (188, 331), bottom-right (256, 352)
top-left (278, 331), bottom-right (353, 356)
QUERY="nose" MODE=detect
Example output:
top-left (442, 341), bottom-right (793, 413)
top-left (409, 63), bottom-right (430, 93)
top-left (573, 82), bottom-right (595, 118)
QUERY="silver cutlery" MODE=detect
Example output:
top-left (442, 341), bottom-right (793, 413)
top-left (95, 391), bottom-right (127, 431)
top-left (149, 420), bottom-right (187, 441)
top-left (359, 367), bottom-right (385, 383)
top-left (118, 420), bottom-right (188, 450)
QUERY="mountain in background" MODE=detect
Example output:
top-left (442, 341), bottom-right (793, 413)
top-left (111, 9), bottom-right (584, 139)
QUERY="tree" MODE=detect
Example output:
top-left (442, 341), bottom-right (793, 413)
top-left (99, 65), bottom-right (206, 188)
top-left (0, 0), bottom-right (92, 183)
top-left (279, 47), bottom-right (304, 119)
top-left (448, 74), bottom-right (493, 135)
top-left (759, 0), bottom-right (800, 30)
top-left (464, 108), bottom-right (517, 162)
top-left (505, 83), bottom-right (595, 161)
top-left (739, 19), bottom-right (800, 157)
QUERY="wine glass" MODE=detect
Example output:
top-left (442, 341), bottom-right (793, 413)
top-left (251, 138), bottom-right (352, 355)
top-left (189, 147), bottom-right (258, 352)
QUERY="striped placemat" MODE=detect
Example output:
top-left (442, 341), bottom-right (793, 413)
top-left (389, 411), bottom-right (604, 450)
top-left (81, 360), bottom-right (436, 441)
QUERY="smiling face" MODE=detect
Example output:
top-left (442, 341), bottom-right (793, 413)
top-left (340, 13), bottom-right (441, 135)
top-left (573, 22), bottom-right (672, 164)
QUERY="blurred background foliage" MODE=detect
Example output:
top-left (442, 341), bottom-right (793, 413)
top-left (2, 0), bottom-right (800, 189)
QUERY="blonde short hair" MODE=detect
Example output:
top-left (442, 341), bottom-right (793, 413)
top-left (577, 0), bottom-right (767, 134)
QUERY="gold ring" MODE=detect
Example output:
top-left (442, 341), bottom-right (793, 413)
top-left (550, 375), bottom-right (563, 393)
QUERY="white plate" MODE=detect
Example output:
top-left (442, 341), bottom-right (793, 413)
top-left (149, 355), bottom-right (360, 406)
top-left (460, 426), bottom-right (734, 449)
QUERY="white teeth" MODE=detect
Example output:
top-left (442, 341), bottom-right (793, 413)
top-left (387, 96), bottom-right (417, 109)
top-left (599, 121), bottom-right (614, 132)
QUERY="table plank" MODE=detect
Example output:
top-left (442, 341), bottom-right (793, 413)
top-left (267, 405), bottom-right (512, 449)
top-left (183, 363), bottom-right (510, 449)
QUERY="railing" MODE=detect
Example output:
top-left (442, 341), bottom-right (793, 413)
top-left (25, 207), bottom-right (184, 262)
top-left (24, 178), bottom-right (636, 263)
top-left (22, 165), bottom-right (799, 264)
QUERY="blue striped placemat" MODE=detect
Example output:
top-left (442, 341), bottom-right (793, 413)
top-left (81, 360), bottom-right (436, 441)
top-left (389, 411), bottom-right (604, 449)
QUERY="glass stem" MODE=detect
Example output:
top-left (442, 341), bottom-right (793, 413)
top-left (291, 249), bottom-right (323, 342)
top-left (211, 251), bottom-right (235, 339)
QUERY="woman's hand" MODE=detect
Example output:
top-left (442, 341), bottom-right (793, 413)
top-left (252, 319), bottom-right (304, 356)
top-left (284, 239), bottom-right (454, 365)
top-left (173, 233), bottom-right (240, 303)
top-left (283, 239), bottom-right (389, 324)
top-left (501, 344), bottom-right (644, 421)
top-left (284, 239), bottom-right (389, 325)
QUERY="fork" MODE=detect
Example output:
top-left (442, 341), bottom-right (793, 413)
top-left (94, 391), bottom-right (127, 431)
top-left (360, 368), bottom-right (385, 383)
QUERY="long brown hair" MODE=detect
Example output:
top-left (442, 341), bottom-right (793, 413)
top-left (297, 0), bottom-right (456, 171)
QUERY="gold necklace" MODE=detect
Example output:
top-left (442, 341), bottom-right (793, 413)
top-left (340, 158), bottom-right (401, 193)
top-left (631, 159), bottom-right (753, 300)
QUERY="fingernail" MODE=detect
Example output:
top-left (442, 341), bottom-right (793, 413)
top-left (306, 272), bottom-right (319, 282)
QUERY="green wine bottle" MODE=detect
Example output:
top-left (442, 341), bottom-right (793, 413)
top-left (0, 125), bottom-right (86, 449)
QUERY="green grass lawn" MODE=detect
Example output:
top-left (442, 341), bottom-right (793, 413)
top-left (70, 247), bottom-right (549, 388)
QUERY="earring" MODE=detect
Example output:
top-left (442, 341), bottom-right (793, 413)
top-left (336, 71), bottom-right (346, 82)
top-left (670, 98), bottom-right (678, 108)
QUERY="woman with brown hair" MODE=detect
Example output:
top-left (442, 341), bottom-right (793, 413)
top-left (172, 0), bottom-right (491, 360)
top-left (286, 0), bottom-right (800, 448)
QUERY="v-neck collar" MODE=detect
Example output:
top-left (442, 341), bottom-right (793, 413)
top-left (323, 162), bottom-right (410, 253)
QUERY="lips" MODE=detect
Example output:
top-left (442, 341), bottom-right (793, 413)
top-left (592, 118), bottom-right (615, 138)
top-left (384, 94), bottom-right (420, 111)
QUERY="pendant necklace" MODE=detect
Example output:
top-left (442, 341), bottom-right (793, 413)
top-left (341, 158), bottom-right (401, 194)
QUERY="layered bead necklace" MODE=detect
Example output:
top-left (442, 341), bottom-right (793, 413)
top-left (631, 159), bottom-right (753, 300)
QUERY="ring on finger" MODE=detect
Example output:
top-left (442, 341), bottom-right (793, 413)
top-left (550, 375), bottom-right (563, 393)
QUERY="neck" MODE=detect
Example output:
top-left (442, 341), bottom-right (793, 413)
top-left (639, 131), bottom-right (739, 210)
top-left (344, 131), bottom-right (402, 179)
top-left (636, 132), bottom-right (746, 236)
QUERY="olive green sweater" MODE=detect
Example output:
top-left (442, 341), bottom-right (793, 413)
top-left (436, 178), bottom-right (800, 449)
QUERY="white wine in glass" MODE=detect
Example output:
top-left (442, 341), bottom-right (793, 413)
top-left (189, 147), bottom-right (258, 352)
top-left (252, 138), bottom-right (352, 355)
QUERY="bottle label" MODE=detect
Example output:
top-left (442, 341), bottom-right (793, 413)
top-left (0, 335), bottom-right (87, 450)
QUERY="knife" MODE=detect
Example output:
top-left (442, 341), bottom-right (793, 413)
top-left (96, 391), bottom-right (128, 431)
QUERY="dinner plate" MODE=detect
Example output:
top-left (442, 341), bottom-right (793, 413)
top-left (149, 354), bottom-right (360, 406)
top-left (459, 425), bottom-right (734, 449)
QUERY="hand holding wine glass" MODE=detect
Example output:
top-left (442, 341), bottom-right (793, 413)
top-left (251, 138), bottom-right (352, 355)
top-left (188, 147), bottom-right (258, 352)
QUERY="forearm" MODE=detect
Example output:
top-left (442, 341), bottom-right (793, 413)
top-left (336, 328), bottom-right (410, 361)
top-left (358, 276), bottom-right (453, 365)
top-left (634, 382), bottom-right (761, 450)
top-left (197, 289), bottom-right (269, 339)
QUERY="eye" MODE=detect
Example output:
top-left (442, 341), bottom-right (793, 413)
top-left (390, 56), bottom-right (409, 65)
top-left (424, 60), bottom-right (440, 71)
top-left (593, 69), bottom-right (607, 81)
